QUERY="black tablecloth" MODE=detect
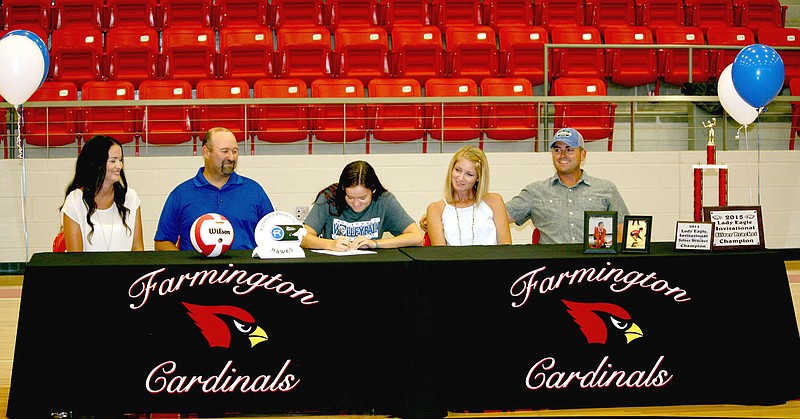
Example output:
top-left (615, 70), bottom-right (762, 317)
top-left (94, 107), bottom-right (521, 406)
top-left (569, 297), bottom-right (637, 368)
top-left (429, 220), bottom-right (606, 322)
top-left (8, 249), bottom-right (413, 418)
top-left (8, 244), bottom-right (800, 418)
top-left (400, 243), bottom-right (800, 412)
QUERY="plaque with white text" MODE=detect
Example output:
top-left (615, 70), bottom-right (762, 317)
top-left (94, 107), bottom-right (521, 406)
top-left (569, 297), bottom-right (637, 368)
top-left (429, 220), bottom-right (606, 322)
top-left (703, 206), bottom-right (765, 251)
top-left (675, 221), bottom-right (714, 251)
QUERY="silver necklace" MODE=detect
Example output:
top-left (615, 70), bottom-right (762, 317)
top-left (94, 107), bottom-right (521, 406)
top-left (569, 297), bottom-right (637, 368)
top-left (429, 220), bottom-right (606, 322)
top-left (97, 208), bottom-right (115, 250)
top-left (454, 203), bottom-right (476, 245)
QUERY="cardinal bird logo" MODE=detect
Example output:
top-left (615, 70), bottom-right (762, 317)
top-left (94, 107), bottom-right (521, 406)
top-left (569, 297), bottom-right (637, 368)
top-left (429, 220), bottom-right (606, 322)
top-left (562, 299), bottom-right (644, 345)
top-left (182, 302), bottom-right (269, 349)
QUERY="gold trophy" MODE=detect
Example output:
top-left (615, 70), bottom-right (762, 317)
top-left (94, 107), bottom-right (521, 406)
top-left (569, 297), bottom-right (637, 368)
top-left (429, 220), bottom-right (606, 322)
top-left (703, 118), bottom-right (716, 164)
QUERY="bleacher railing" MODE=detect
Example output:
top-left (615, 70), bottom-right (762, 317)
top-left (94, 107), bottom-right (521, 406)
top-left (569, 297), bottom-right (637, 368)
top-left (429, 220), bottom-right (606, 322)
top-left (2, 43), bottom-right (799, 157)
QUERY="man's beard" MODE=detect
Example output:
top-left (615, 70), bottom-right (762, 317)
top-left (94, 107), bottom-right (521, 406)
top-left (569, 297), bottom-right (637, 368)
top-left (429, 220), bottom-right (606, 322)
top-left (221, 161), bottom-right (236, 175)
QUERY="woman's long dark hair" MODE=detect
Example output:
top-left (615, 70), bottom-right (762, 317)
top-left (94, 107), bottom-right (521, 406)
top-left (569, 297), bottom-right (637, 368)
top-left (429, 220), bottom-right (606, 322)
top-left (316, 160), bottom-right (387, 216)
top-left (60, 135), bottom-right (131, 243)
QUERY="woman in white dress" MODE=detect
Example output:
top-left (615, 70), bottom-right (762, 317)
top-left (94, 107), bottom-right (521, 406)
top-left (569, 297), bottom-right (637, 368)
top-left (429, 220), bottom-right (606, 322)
top-left (425, 145), bottom-right (511, 246)
top-left (60, 135), bottom-right (144, 251)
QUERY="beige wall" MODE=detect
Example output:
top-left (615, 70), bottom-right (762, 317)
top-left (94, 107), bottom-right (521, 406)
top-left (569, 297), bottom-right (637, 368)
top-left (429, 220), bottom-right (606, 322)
top-left (1, 149), bottom-right (798, 262)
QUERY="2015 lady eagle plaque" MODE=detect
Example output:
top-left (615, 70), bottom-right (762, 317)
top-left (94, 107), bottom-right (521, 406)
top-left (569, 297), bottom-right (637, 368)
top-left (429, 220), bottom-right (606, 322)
top-left (703, 206), bottom-right (765, 251)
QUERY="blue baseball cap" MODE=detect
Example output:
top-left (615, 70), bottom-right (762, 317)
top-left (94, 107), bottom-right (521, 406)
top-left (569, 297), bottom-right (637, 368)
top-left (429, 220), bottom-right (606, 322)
top-left (549, 128), bottom-right (585, 149)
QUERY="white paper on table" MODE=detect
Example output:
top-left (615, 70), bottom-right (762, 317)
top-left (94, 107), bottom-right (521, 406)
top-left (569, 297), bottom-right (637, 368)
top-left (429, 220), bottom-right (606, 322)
top-left (310, 249), bottom-right (377, 256)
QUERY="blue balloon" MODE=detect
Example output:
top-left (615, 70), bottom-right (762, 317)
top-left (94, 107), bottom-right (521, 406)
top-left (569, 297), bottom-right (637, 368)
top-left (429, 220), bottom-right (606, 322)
top-left (2, 29), bottom-right (50, 88)
top-left (731, 43), bottom-right (785, 109)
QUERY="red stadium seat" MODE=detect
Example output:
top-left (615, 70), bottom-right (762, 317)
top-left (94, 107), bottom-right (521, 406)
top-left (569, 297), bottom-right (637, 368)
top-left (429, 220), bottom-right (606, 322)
top-left (604, 25), bottom-right (658, 87)
top-left (391, 26), bottom-right (446, 85)
top-left (276, 26), bottom-right (334, 85)
top-left (160, 27), bottom-right (218, 87)
top-left (52, 0), bottom-right (104, 31)
top-left (49, 27), bottom-right (104, 89)
top-left (137, 79), bottom-right (196, 153)
top-left (80, 80), bottom-right (139, 152)
top-left (216, 0), bottom-right (269, 29)
top-left (195, 78), bottom-right (252, 149)
top-left (586, 0), bottom-right (637, 32)
top-left (536, 0), bottom-right (586, 31)
top-left (498, 25), bottom-right (549, 87)
top-left (483, 0), bottom-right (535, 31)
top-left (252, 78), bottom-right (311, 149)
top-left (635, 0), bottom-right (687, 35)
top-left (335, 26), bottom-right (391, 85)
top-left (734, 0), bottom-right (786, 31)
top-left (105, 27), bottom-right (159, 88)
top-left (705, 26), bottom-right (755, 79)
top-left (310, 78), bottom-right (367, 151)
top-left (684, 0), bottom-right (735, 35)
top-left (219, 26), bottom-right (275, 86)
top-left (159, 0), bottom-right (214, 29)
top-left (756, 27), bottom-right (800, 86)
top-left (424, 77), bottom-right (482, 144)
top-left (480, 77), bottom-right (538, 148)
top-left (367, 78), bottom-right (426, 147)
top-left (325, 0), bottom-right (381, 31)
top-left (382, 0), bottom-right (433, 31)
top-left (655, 26), bottom-right (711, 90)
top-left (22, 81), bottom-right (80, 149)
top-left (2, 0), bottom-right (52, 33)
top-left (550, 25), bottom-right (606, 80)
top-left (433, 0), bottom-right (483, 30)
top-left (445, 26), bottom-right (500, 84)
top-left (552, 77), bottom-right (617, 151)
top-left (106, 0), bottom-right (159, 30)
top-left (270, 0), bottom-right (325, 29)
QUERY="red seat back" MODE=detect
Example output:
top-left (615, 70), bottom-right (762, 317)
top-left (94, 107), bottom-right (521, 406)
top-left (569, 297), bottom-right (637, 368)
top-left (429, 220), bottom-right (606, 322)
top-left (219, 26), bottom-right (275, 86)
top-left (498, 25), bottom-right (549, 86)
top-left (195, 79), bottom-right (252, 146)
top-left (552, 77), bottom-right (616, 151)
top-left (392, 26), bottom-right (446, 84)
top-left (604, 25), bottom-right (658, 87)
top-left (137, 79), bottom-right (196, 151)
top-left (335, 26), bottom-right (391, 85)
top-left (80, 80), bottom-right (138, 150)
top-left (367, 78), bottom-right (425, 143)
top-left (424, 77), bottom-right (481, 142)
top-left (310, 78), bottom-right (367, 144)
top-left (23, 81), bottom-right (80, 149)
top-left (105, 27), bottom-right (160, 88)
top-left (550, 25), bottom-right (605, 80)
top-left (252, 78), bottom-right (310, 145)
top-left (276, 26), bottom-right (334, 84)
top-left (445, 26), bottom-right (499, 84)
top-left (480, 77), bottom-right (538, 146)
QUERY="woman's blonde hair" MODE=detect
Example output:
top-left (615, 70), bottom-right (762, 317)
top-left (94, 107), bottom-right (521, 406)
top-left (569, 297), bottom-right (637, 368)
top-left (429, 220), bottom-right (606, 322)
top-left (443, 145), bottom-right (490, 204)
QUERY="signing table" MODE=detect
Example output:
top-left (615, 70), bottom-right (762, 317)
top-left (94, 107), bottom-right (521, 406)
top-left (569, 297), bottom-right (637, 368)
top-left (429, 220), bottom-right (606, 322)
top-left (8, 244), bottom-right (800, 418)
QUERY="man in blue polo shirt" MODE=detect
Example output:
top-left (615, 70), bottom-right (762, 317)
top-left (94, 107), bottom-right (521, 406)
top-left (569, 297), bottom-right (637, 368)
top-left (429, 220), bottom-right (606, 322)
top-left (154, 127), bottom-right (274, 251)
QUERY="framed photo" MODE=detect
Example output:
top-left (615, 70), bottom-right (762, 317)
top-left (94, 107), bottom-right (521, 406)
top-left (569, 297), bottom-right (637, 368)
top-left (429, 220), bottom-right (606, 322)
top-left (703, 206), bottom-right (765, 251)
top-left (584, 211), bottom-right (617, 254)
top-left (622, 215), bottom-right (652, 253)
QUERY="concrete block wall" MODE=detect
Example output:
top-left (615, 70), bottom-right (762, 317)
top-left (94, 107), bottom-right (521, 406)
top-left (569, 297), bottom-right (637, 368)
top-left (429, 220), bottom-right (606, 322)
top-left (1, 149), bottom-right (798, 262)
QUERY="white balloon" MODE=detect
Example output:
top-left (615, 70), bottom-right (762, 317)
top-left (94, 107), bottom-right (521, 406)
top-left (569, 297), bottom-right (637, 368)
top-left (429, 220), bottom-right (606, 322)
top-left (718, 64), bottom-right (759, 126)
top-left (0, 35), bottom-right (47, 106)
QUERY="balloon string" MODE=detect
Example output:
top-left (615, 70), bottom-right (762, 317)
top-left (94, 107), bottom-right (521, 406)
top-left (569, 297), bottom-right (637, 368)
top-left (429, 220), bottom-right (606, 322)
top-left (15, 105), bottom-right (23, 159)
top-left (756, 112), bottom-right (761, 207)
top-left (15, 105), bottom-right (30, 261)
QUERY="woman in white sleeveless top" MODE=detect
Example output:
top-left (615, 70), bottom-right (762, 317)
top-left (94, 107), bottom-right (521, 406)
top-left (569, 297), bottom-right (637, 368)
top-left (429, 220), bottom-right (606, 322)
top-left (425, 145), bottom-right (512, 246)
